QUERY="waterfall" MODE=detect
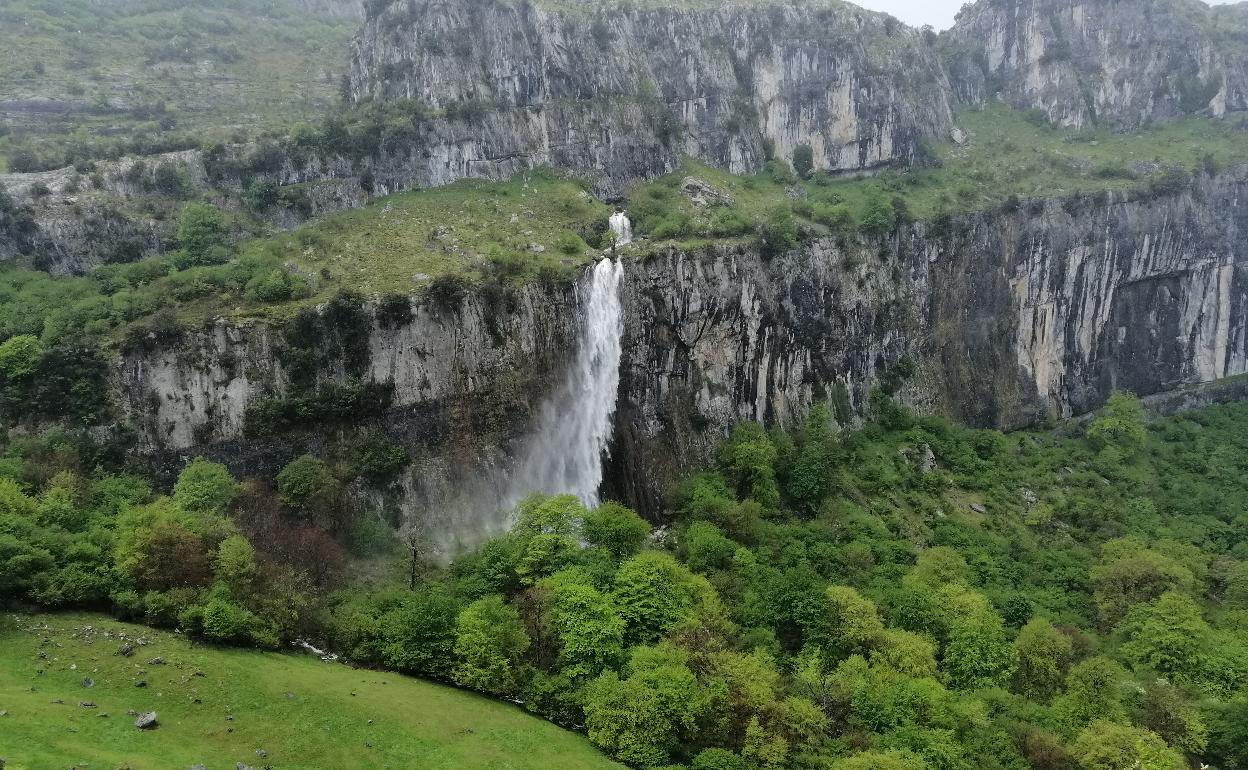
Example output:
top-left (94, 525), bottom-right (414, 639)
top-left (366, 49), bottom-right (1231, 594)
top-left (406, 256), bottom-right (626, 557)
top-left (503, 256), bottom-right (625, 508)
top-left (609, 210), bottom-right (632, 246)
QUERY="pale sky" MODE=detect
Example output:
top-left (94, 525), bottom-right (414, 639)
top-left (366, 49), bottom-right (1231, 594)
top-left (851, 0), bottom-right (1241, 31)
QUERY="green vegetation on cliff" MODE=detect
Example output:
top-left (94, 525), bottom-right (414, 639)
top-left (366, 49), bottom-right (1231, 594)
top-left (0, 0), bottom-right (355, 172)
top-left (0, 613), bottom-right (625, 770)
top-left (257, 171), bottom-right (608, 298)
top-left (0, 107), bottom-right (1245, 354)
top-left (0, 171), bottom-right (605, 350)
top-left (1, 392), bottom-right (1246, 769)
top-left (626, 106), bottom-right (1248, 247)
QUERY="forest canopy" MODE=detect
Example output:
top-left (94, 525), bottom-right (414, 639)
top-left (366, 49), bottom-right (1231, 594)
top-left (2, 392), bottom-right (1247, 768)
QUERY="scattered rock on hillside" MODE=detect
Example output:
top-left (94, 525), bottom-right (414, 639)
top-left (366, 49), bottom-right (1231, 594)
top-left (81, 677), bottom-right (93, 688)
top-left (147, 657), bottom-right (164, 665)
top-left (680, 177), bottom-right (734, 208)
top-left (135, 711), bottom-right (158, 729)
top-left (116, 643), bottom-right (135, 657)
top-left (969, 503), bottom-right (987, 514)
top-left (79, 701), bottom-right (96, 708)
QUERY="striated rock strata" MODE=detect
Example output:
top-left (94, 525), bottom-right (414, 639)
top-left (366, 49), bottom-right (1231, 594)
top-left (114, 171), bottom-right (1248, 536)
top-left (944, 0), bottom-right (1248, 129)
top-left (347, 0), bottom-right (953, 192)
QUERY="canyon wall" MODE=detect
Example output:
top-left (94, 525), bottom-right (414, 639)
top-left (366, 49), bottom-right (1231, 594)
top-left (114, 169), bottom-right (1248, 530)
top-left (13, 0), bottom-right (1248, 274)
top-left (944, 0), bottom-right (1248, 128)
top-left (345, 0), bottom-right (953, 191)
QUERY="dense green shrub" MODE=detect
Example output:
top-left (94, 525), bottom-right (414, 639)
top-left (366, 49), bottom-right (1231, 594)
top-left (756, 206), bottom-right (798, 258)
top-left (244, 179), bottom-right (281, 211)
top-left (792, 144), bottom-right (814, 180)
top-left (427, 274), bottom-right (468, 313)
top-left (243, 380), bottom-right (395, 436)
top-left (349, 434), bottom-right (410, 482)
top-left (175, 202), bottom-right (230, 266)
top-left (151, 162), bottom-right (192, 198)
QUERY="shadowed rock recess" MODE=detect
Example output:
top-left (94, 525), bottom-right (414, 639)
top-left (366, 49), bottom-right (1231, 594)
top-left (10, 0), bottom-right (1248, 544)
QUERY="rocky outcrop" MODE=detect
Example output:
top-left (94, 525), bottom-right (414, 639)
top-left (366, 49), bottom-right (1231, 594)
top-left (606, 170), bottom-right (1248, 507)
top-left (944, 0), bottom-right (1248, 128)
top-left (114, 169), bottom-right (1248, 530)
top-left (120, 278), bottom-right (582, 551)
top-left (347, 0), bottom-right (953, 193)
top-left (0, 151), bottom-right (365, 275)
top-left (19, 0), bottom-right (1248, 273)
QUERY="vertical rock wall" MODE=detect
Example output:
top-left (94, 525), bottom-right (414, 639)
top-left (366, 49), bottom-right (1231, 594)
top-left (113, 172), bottom-right (1248, 526)
top-left (348, 0), bottom-right (954, 192)
top-left (943, 0), bottom-right (1248, 129)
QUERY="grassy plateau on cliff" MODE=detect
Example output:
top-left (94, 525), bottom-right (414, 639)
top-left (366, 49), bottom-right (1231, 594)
top-left (0, 0), bottom-right (355, 173)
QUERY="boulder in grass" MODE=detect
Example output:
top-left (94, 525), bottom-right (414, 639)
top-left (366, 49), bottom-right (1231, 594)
top-left (135, 711), bottom-right (158, 729)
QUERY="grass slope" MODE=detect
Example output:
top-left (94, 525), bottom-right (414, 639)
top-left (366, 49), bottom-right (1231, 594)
top-left (0, 612), bottom-right (624, 770)
top-left (624, 106), bottom-right (1248, 248)
top-left (0, 0), bottom-right (355, 171)
top-left (0, 171), bottom-right (609, 345)
top-left (262, 171), bottom-right (609, 301)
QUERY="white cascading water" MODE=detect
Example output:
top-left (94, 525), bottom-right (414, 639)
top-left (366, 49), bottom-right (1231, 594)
top-left (609, 210), bottom-right (632, 246)
top-left (503, 255), bottom-right (626, 508)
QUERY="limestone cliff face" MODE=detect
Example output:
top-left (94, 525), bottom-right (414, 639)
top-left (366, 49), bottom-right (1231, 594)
top-left (119, 279), bottom-right (581, 549)
top-left (605, 172), bottom-right (1248, 507)
top-left (347, 0), bottom-right (953, 192)
top-left (944, 0), bottom-right (1248, 129)
top-left (17, 0), bottom-right (1248, 274)
top-left (113, 171), bottom-right (1248, 526)
top-left (0, 151), bottom-right (364, 275)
